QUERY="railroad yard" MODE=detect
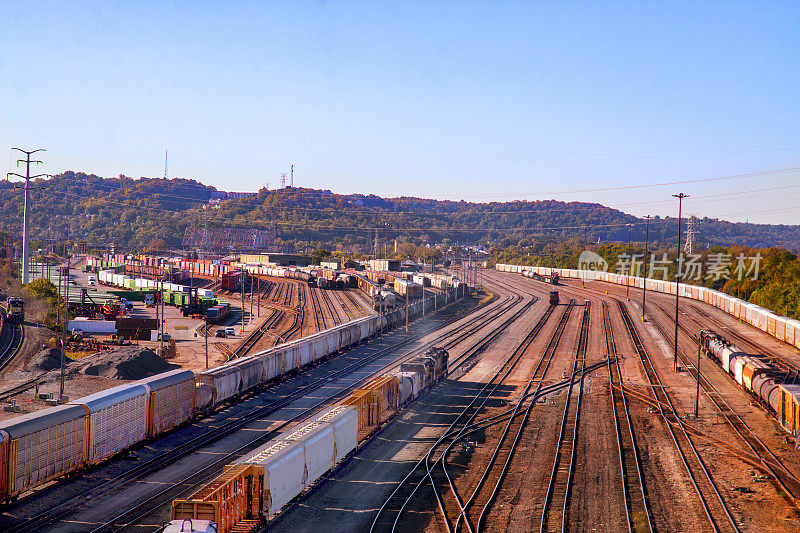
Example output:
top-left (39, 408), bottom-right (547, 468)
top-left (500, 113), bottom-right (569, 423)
top-left (0, 265), bottom-right (798, 532)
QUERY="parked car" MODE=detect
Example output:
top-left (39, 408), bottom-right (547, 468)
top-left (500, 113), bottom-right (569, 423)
top-left (224, 327), bottom-right (236, 336)
top-left (214, 329), bottom-right (227, 338)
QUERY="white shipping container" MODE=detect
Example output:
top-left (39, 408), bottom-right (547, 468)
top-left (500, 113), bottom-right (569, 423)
top-left (68, 318), bottom-right (117, 333)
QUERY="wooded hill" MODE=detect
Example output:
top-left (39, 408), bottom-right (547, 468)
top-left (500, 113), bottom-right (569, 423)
top-left (1, 171), bottom-right (798, 253)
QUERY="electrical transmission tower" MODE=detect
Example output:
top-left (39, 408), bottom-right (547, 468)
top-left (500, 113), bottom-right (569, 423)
top-left (7, 148), bottom-right (48, 284)
top-left (280, 173), bottom-right (287, 188)
top-left (684, 213), bottom-right (699, 254)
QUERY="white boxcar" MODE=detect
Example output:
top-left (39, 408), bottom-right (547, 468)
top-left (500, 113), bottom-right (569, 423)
top-left (71, 383), bottom-right (149, 464)
top-left (311, 405), bottom-right (358, 464)
top-left (138, 369), bottom-right (196, 436)
top-left (196, 364), bottom-right (241, 406)
top-left (238, 439), bottom-right (306, 517)
top-left (282, 421), bottom-right (335, 487)
top-left (0, 405), bottom-right (87, 499)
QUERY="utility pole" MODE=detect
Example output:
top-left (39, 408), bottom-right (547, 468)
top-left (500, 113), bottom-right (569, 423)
top-left (240, 270), bottom-right (245, 333)
top-left (7, 148), bottom-right (47, 284)
top-left (205, 314), bottom-right (209, 369)
top-left (405, 285), bottom-right (409, 332)
top-left (672, 193), bottom-right (689, 372)
top-left (626, 224), bottom-right (632, 301)
top-left (642, 215), bottom-right (651, 322)
top-left (160, 279), bottom-right (165, 356)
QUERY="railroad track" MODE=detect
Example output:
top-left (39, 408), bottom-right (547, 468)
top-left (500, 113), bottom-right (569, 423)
top-left (688, 303), bottom-right (800, 380)
top-left (0, 309), bottom-right (25, 373)
top-left (332, 289), bottom-right (359, 322)
top-left (308, 286), bottom-right (327, 332)
top-left (319, 288), bottom-right (343, 325)
top-left (645, 300), bottom-right (800, 504)
top-left (617, 299), bottom-right (739, 533)
top-left (529, 274), bottom-right (800, 515)
top-left (276, 285), bottom-right (305, 343)
top-left (602, 301), bottom-right (653, 533)
top-left (540, 300), bottom-right (588, 533)
top-left (370, 299), bottom-right (566, 532)
top-left (232, 309), bottom-right (284, 358)
top-left (453, 301), bottom-right (573, 532)
top-left (60, 281), bottom-right (499, 533)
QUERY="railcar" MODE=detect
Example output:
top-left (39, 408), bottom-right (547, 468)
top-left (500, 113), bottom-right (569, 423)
top-left (0, 287), bottom-right (456, 504)
top-left (700, 329), bottom-right (800, 436)
top-left (5, 297), bottom-right (24, 324)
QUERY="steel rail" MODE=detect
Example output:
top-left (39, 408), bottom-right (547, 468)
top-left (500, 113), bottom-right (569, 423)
top-left (472, 301), bottom-right (576, 532)
top-left (646, 300), bottom-right (800, 502)
top-left (602, 301), bottom-right (653, 533)
top-left (539, 301), bottom-right (588, 533)
top-left (617, 300), bottom-right (738, 533)
top-left (7, 283), bottom-right (481, 533)
top-left (447, 299), bottom-right (561, 532)
top-left (371, 299), bottom-right (562, 533)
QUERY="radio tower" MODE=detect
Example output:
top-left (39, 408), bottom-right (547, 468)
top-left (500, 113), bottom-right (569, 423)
top-left (290, 164), bottom-right (293, 187)
top-left (164, 150), bottom-right (168, 179)
top-left (684, 214), bottom-right (699, 254)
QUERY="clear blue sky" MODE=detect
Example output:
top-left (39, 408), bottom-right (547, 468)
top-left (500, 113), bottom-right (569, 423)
top-left (2, 1), bottom-right (798, 224)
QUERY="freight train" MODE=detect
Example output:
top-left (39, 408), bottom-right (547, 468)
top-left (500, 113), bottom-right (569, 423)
top-left (5, 297), bottom-right (24, 324)
top-left (497, 263), bottom-right (800, 351)
top-left (169, 347), bottom-right (449, 531)
top-left (521, 269), bottom-right (559, 285)
top-left (0, 290), bottom-right (454, 504)
top-left (700, 330), bottom-right (800, 437)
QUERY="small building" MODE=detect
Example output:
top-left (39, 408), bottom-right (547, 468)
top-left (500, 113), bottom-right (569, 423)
top-left (369, 259), bottom-right (400, 272)
top-left (320, 260), bottom-right (341, 270)
top-left (239, 253), bottom-right (311, 266)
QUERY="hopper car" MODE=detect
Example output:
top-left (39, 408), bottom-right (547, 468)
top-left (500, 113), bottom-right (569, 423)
top-left (0, 290), bottom-right (457, 505)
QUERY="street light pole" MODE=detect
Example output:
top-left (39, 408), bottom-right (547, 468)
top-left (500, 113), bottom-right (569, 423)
top-left (642, 215), bottom-right (651, 322)
top-left (672, 193), bottom-right (689, 372)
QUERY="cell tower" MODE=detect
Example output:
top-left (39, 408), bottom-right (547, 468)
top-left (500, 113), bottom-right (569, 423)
top-left (684, 213), bottom-right (699, 254)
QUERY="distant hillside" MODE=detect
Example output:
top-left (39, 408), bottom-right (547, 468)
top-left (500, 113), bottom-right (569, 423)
top-left (0, 172), bottom-right (798, 252)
